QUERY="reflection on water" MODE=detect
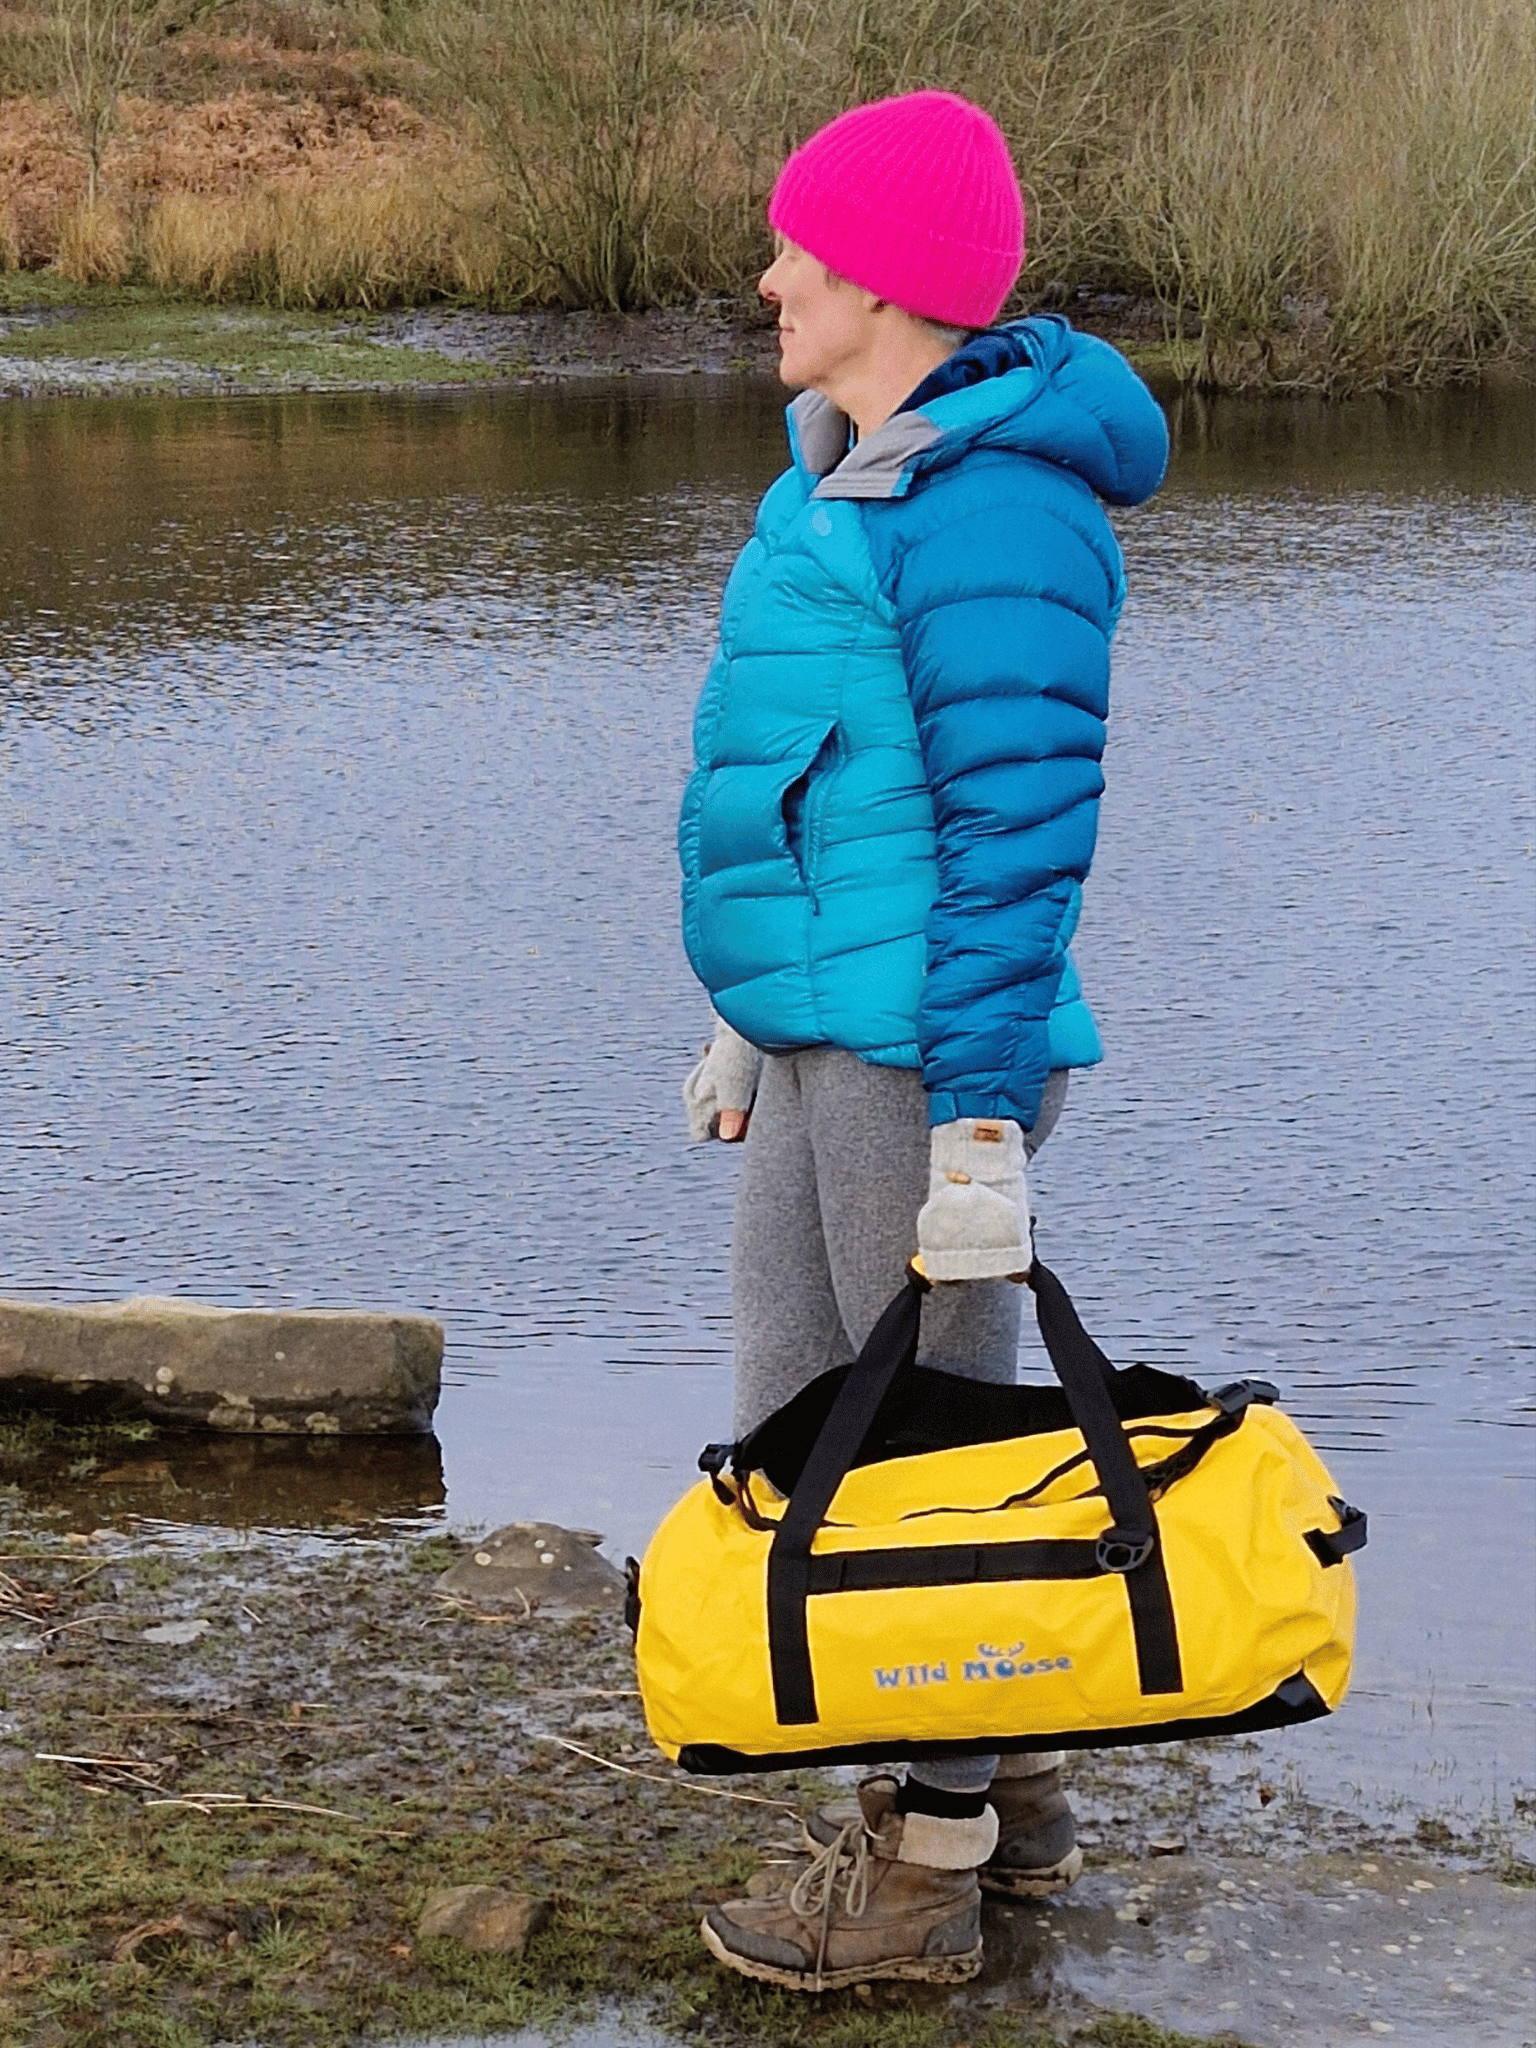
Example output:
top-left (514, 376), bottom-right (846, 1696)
top-left (4, 1431), bottom-right (445, 1529)
top-left (1, 377), bottom-right (1532, 1827)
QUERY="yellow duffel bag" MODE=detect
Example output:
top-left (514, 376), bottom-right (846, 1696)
top-left (634, 1260), bottom-right (1364, 1772)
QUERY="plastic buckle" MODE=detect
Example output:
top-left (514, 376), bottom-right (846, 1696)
top-left (698, 1441), bottom-right (735, 1505)
top-left (1328, 1494), bottom-right (1368, 1543)
top-left (1305, 1495), bottom-right (1368, 1566)
top-left (1210, 1378), bottom-right (1278, 1414)
top-left (1096, 1529), bottom-right (1155, 1573)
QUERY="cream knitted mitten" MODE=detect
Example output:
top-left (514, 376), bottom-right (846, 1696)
top-left (916, 1117), bottom-right (1032, 1281)
top-left (682, 1017), bottom-right (764, 1141)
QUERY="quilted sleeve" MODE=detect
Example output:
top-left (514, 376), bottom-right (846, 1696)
top-left (875, 458), bottom-right (1125, 1128)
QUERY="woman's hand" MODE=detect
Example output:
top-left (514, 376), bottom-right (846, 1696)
top-left (916, 1117), bottom-right (1032, 1281)
top-left (682, 1018), bottom-right (763, 1142)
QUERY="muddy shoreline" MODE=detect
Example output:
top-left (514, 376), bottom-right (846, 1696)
top-left (0, 1447), bottom-right (1530, 2048)
top-left (0, 291), bottom-right (1178, 400)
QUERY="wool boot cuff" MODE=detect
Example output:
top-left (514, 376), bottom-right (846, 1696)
top-left (895, 1806), bottom-right (999, 1871)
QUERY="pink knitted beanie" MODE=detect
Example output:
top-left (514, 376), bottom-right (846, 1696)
top-left (768, 90), bottom-right (1025, 329)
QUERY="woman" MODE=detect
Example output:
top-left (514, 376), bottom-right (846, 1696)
top-left (680, 89), bottom-right (1168, 1990)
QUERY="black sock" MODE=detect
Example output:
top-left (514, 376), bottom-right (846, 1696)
top-left (896, 1776), bottom-right (989, 1821)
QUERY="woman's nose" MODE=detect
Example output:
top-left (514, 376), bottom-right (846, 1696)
top-left (758, 258), bottom-right (783, 304)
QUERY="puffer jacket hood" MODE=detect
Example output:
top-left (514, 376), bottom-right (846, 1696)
top-left (789, 315), bottom-right (1167, 509)
top-left (903, 316), bottom-right (1168, 505)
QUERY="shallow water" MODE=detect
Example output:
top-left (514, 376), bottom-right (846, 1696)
top-left (1, 377), bottom-right (1532, 1838)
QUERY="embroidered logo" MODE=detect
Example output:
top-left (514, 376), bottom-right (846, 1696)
top-left (871, 1642), bottom-right (1072, 1692)
top-left (964, 1639), bottom-right (1073, 1682)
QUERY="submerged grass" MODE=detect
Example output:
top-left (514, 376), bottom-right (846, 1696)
top-left (1, 0), bottom-right (1531, 387)
top-left (0, 1410), bottom-right (157, 1464)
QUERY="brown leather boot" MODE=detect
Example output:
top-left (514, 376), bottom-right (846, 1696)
top-left (806, 1757), bottom-right (1082, 1899)
top-left (701, 1778), bottom-right (987, 1991)
top-left (982, 1753), bottom-right (1082, 1897)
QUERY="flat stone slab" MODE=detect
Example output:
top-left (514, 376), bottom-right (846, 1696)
top-left (436, 1521), bottom-right (627, 1617)
top-left (0, 1296), bottom-right (442, 1434)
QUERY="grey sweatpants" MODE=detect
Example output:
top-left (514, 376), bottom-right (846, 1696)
top-left (731, 1047), bottom-right (1068, 1798)
top-left (732, 1048), bottom-right (1065, 1436)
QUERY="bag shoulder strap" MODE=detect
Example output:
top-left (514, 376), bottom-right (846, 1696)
top-left (773, 1268), bottom-right (927, 1552)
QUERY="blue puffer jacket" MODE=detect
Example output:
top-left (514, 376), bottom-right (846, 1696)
top-left (679, 317), bottom-right (1168, 1129)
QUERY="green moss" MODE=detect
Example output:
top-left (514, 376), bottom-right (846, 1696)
top-left (0, 1412), bottom-right (158, 1463)
top-left (0, 293), bottom-right (506, 392)
top-left (0, 275), bottom-right (174, 315)
top-left (1074, 2022), bottom-right (1256, 2048)
top-left (405, 1534), bottom-right (465, 1573)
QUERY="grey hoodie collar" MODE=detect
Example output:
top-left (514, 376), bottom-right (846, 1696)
top-left (789, 389), bottom-right (942, 502)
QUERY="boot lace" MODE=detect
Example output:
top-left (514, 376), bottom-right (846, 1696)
top-left (786, 1818), bottom-right (873, 1990)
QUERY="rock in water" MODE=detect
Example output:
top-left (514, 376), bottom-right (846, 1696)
top-left (436, 1521), bottom-right (626, 1617)
top-left (417, 1885), bottom-right (550, 1953)
top-left (0, 1296), bottom-right (442, 1434)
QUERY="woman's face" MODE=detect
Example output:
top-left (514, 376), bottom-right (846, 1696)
top-left (759, 237), bottom-right (879, 393)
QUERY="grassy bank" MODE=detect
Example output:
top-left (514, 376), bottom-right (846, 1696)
top-left (0, 275), bottom-right (522, 392)
top-left (1, 0), bottom-right (1532, 392)
top-left (0, 1393), bottom-right (1531, 2048)
top-left (0, 1487), bottom-right (1530, 2048)
top-left (3, 1493), bottom-right (1531, 2048)
top-left (0, 1509), bottom-right (1252, 2048)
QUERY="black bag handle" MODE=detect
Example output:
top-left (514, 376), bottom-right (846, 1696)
top-left (765, 1258), bottom-right (1182, 1726)
top-left (1028, 1261), bottom-right (1157, 1569)
top-left (770, 1264), bottom-right (929, 1561)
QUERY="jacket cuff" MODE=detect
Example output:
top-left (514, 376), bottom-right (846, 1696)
top-left (927, 1086), bottom-right (1044, 1130)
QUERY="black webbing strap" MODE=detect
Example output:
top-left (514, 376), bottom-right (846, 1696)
top-left (1029, 1261), bottom-right (1183, 1694)
top-left (806, 1538), bottom-right (1101, 1594)
top-left (767, 1269), bottom-right (926, 1724)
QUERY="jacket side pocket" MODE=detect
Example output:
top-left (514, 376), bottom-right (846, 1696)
top-left (781, 724), bottom-right (841, 906)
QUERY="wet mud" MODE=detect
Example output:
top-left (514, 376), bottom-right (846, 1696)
top-left (0, 1501), bottom-right (1529, 2048)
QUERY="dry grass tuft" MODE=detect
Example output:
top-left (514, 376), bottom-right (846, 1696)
top-left (1107, 0), bottom-right (1535, 386)
top-left (52, 189), bottom-right (129, 279)
top-left (140, 162), bottom-right (501, 306)
top-left (0, 83), bottom-right (473, 292)
top-left (1325, 0), bottom-right (1536, 382)
top-left (408, 0), bottom-right (1534, 383)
